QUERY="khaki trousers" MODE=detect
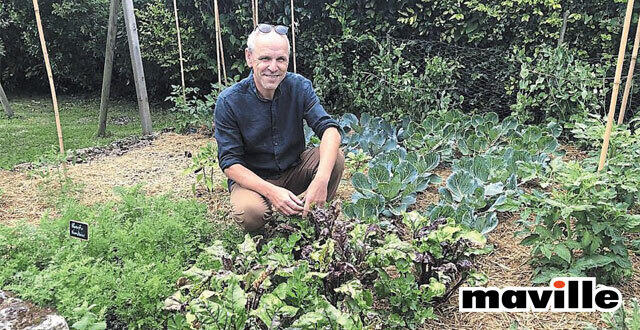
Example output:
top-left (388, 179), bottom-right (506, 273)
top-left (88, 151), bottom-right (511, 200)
top-left (230, 147), bottom-right (345, 232)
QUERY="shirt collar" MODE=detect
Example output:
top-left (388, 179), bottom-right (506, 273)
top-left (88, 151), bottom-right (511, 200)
top-left (248, 71), bottom-right (286, 101)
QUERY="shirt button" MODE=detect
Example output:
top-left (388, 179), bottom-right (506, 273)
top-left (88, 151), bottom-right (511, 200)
top-left (274, 142), bottom-right (278, 146)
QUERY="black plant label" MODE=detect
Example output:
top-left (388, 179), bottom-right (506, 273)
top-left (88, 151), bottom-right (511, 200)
top-left (70, 220), bottom-right (89, 240)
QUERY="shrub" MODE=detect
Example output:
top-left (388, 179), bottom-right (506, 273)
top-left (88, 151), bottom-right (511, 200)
top-left (165, 83), bottom-right (228, 133)
top-left (313, 35), bottom-right (461, 121)
top-left (507, 45), bottom-right (610, 125)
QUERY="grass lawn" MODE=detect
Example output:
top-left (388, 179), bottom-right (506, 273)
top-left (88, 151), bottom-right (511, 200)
top-left (0, 95), bottom-right (177, 169)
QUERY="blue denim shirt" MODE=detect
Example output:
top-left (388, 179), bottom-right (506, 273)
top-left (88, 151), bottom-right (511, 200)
top-left (214, 72), bottom-right (340, 188)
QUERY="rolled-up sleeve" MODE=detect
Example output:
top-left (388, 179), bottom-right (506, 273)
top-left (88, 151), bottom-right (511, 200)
top-left (214, 96), bottom-right (247, 171)
top-left (302, 80), bottom-right (342, 140)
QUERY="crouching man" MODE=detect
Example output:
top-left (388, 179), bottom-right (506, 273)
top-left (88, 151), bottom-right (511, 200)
top-left (214, 23), bottom-right (344, 232)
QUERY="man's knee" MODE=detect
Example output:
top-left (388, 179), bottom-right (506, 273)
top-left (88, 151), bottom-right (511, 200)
top-left (232, 202), bottom-right (271, 232)
top-left (230, 187), bottom-right (271, 232)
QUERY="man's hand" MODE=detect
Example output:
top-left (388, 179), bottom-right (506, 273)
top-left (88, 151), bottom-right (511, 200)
top-left (267, 185), bottom-right (304, 216)
top-left (302, 177), bottom-right (329, 217)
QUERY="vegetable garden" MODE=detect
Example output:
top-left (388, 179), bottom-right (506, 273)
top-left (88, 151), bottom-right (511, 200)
top-left (2, 0), bottom-right (640, 329)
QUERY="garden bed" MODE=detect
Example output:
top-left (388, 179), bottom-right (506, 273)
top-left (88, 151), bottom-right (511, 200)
top-left (2, 128), bottom-right (638, 328)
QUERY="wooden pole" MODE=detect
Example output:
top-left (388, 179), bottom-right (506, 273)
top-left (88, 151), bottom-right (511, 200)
top-left (32, 0), bottom-right (66, 167)
top-left (0, 80), bottom-right (14, 118)
top-left (98, 0), bottom-right (119, 137)
top-left (172, 0), bottom-right (186, 101)
top-left (618, 21), bottom-right (640, 125)
top-left (290, 0), bottom-right (296, 73)
top-left (213, 0), bottom-right (222, 85)
top-left (598, 0), bottom-right (635, 172)
top-left (122, 0), bottom-right (153, 136)
top-left (214, 0), bottom-right (227, 83)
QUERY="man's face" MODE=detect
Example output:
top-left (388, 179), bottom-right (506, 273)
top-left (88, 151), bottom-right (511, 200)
top-left (245, 32), bottom-right (289, 97)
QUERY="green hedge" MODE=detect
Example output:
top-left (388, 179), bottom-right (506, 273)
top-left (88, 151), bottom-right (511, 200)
top-left (0, 0), bottom-right (628, 98)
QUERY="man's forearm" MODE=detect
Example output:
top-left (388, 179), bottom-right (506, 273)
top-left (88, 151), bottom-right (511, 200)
top-left (315, 127), bottom-right (341, 183)
top-left (224, 164), bottom-right (275, 197)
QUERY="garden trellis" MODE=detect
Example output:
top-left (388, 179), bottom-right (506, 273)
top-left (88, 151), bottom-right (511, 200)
top-left (98, 0), bottom-right (152, 137)
top-left (618, 13), bottom-right (640, 125)
top-left (598, 0), bottom-right (636, 171)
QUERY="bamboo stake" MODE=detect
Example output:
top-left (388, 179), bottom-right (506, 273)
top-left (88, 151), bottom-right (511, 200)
top-left (218, 31), bottom-right (227, 83)
top-left (290, 0), bottom-right (296, 73)
top-left (251, 0), bottom-right (257, 28)
top-left (618, 21), bottom-right (640, 124)
top-left (598, 0), bottom-right (635, 172)
top-left (172, 0), bottom-right (186, 101)
top-left (254, 0), bottom-right (259, 26)
top-left (98, 0), bottom-right (119, 137)
top-left (213, 0), bottom-right (221, 85)
top-left (214, 0), bottom-right (227, 83)
top-left (32, 0), bottom-right (66, 169)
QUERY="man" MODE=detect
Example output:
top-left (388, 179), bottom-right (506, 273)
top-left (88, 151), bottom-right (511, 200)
top-left (214, 24), bottom-right (344, 232)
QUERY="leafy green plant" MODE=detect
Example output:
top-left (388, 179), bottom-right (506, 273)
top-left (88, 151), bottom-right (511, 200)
top-left (165, 85), bottom-right (219, 133)
top-left (432, 169), bottom-right (507, 235)
top-left (518, 160), bottom-right (640, 284)
top-left (183, 142), bottom-right (218, 194)
top-left (569, 115), bottom-right (640, 209)
top-left (398, 113), bottom-right (457, 161)
top-left (70, 302), bottom-right (106, 330)
top-left (313, 36), bottom-right (461, 120)
top-left (507, 45), bottom-right (610, 125)
top-left (345, 148), bottom-right (440, 218)
top-left (584, 298), bottom-right (640, 330)
top-left (344, 149), bottom-right (371, 179)
top-left (339, 112), bottom-right (400, 156)
top-left (166, 203), bottom-right (487, 329)
top-left (0, 187), bottom-right (218, 328)
top-left (602, 298), bottom-right (640, 330)
top-left (366, 214), bottom-right (486, 328)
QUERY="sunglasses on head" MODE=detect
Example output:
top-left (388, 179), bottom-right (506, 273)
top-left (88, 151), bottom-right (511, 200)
top-left (256, 23), bottom-right (288, 35)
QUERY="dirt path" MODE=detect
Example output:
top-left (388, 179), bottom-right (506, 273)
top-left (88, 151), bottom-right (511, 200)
top-left (0, 133), bottom-right (229, 225)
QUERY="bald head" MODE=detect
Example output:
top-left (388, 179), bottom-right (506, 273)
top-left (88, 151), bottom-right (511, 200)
top-left (246, 29), bottom-right (290, 55)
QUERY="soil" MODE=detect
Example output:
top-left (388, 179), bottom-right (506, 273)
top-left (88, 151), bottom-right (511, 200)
top-left (1, 134), bottom-right (638, 329)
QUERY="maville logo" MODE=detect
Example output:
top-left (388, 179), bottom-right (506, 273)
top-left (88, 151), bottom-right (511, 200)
top-left (459, 277), bottom-right (622, 312)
